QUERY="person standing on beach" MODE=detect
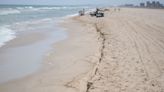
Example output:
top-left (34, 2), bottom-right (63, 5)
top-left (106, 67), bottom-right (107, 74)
top-left (79, 9), bottom-right (85, 16)
top-left (83, 8), bottom-right (85, 15)
top-left (118, 8), bottom-right (120, 11)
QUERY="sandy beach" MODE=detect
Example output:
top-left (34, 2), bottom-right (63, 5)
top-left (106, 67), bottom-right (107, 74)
top-left (0, 8), bottom-right (164, 92)
top-left (73, 8), bottom-right (164, 92)
top-left (0, 14), bottom-right (100, 92)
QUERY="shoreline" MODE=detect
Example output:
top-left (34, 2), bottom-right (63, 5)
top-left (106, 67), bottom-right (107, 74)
top-left (0, 21), bottom-right (67, 84)
top-left (1, 8), bottom-right (164, 92)
top-left (0, 14), bottom-right (100, 92)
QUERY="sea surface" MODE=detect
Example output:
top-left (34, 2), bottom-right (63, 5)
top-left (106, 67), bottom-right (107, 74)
top-left (0, 5), bottom-right (92, 47)
top-left (0, 5), bottom-right (93, 84)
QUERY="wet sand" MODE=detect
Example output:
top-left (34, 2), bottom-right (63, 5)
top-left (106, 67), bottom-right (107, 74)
top-left (0, 25), bottom-right (67, 84)
top-left (0, 31), bottom-right (47, 84)
top-left (0, 17), bottom-right (99, 92)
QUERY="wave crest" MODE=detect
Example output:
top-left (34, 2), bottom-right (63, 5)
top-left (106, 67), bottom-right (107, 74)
top-left (0, 25), bottom-right (16, 47)
top-left (16, 6), bottom-right (90, 11)
top-left (0, 9), bottom-right (21, 15)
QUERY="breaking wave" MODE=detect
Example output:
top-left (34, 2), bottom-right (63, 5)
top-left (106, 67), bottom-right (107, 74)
top-left (0, 25), bottom-right (16, 47)
top-left (0, 9), bottom-right (21, 15)
top-left (16, 6), bottom-right (90, 11)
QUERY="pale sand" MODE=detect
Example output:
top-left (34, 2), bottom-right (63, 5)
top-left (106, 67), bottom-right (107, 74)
top-left (73, 8), bottom-right (164, 92)
top-left (1, 8), bottom-right (164, 92)
top-left (0, 17), bottom-right (100, 91)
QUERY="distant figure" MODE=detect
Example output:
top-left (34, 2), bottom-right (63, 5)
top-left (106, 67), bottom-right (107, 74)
top-left (96, 8), bottom-right (100, 14)
top-left (79, 10), bottom-right (82, 16)
top-left (79, 11), bottom-right (84, 16)
top-left (114, 8), bottom-right (116, 12)
top-left (118, 8), bottom-right (121, 11)
top-left (79, 9), bottom-right (85, 16)
top-left (104, 8), bottom-right (110, 12)
top-left (83, 8), bottom-right (85, 14)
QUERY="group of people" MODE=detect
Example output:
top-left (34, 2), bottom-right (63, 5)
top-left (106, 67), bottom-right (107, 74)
top-left (78, 8), bottom-right (121, 17)
top-left (78, 8), bottom-right (105, 17)
top-left (79, 9), bottom-right (85, 16)
top-left (114, 8), bottom-right (121, 12)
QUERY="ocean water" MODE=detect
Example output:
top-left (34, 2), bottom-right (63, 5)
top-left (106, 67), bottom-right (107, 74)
top-left (0, 5), bottom-right (92, 47)
top-left (0, 5), bottom-right (93, 84)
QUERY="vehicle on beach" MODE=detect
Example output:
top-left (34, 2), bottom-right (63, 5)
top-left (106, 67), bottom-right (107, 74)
top-left (95, 11), bottom-right (104, 17)
top-left (89, 8), bottom-right (104, 17)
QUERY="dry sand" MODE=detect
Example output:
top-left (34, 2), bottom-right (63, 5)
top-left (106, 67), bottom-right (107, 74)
top-left (1, 8), bottom-right (164, 92)
top-left (73, 8), bottom-right (164, 92)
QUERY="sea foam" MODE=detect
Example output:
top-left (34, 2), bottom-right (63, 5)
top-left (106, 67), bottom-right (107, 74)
top-left (0, 25), bottom-right (16, 47)
top-left (16, 6), bottom-right (90, 11)
top-left (0, 9), bottom-right (21, 15)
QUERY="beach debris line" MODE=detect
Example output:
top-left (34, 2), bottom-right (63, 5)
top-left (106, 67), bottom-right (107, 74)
top-left (86, 82), bottom-right (93, 92)
top-left (85, 23), bottom-right (106, 92)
